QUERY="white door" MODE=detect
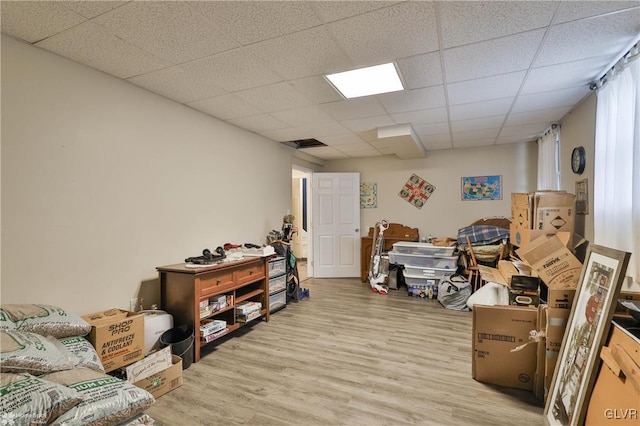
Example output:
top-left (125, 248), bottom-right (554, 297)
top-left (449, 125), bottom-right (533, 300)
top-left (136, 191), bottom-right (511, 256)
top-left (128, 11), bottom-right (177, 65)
top-left (312, 172), bottom-right (360, 277)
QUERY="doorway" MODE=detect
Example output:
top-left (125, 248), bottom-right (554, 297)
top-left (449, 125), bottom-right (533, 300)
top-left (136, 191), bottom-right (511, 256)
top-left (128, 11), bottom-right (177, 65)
top-left (292, 166), bottom-right (312, 280)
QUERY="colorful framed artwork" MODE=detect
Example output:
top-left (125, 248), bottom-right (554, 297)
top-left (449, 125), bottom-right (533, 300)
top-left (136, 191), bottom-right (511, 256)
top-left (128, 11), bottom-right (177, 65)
top-left (398, 174), bottom-right (435, 209)
top-left (461, 175), bottom-right (502, 201)
top-left (360, 182), bottom-right (377, 209)
top-left (544, 245), bottom-right (631, 426)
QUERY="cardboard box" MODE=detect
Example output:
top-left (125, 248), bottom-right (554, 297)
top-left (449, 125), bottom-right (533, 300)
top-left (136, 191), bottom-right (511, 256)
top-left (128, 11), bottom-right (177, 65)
top-left (123, 346), bottom-right (172, 383)
top-left (546, 288), bottom-right (577, 309)
top-left (533, 305), bottom-right (547, 402)
top-left (510, 191), bottom-right (576, 247)
top-left (544, 307), bottom-right (571, 391)
top-left (516, 235), bottom-right (582, 289)
top-left (472, 305), bottom-right (538, 391)
top-left (134, 354), bottom-right (183, 399)
top-left (82, 308), bottom-right (145, 373)
top-left (584, 322), bottom-right (640, 424)
top-left (476, 261), bottom-right (541, 307)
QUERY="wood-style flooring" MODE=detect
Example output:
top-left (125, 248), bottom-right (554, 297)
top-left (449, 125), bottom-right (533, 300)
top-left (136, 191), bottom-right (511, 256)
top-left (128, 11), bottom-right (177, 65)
top-left (145, 278), bottom-right (543, 425)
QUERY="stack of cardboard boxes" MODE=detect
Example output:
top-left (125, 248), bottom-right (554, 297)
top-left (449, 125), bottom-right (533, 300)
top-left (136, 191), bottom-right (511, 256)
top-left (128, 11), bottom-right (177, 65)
top-left (472, 191), bottom-right (582, 401)
top-left (82, 308), bottom-right (183, 399)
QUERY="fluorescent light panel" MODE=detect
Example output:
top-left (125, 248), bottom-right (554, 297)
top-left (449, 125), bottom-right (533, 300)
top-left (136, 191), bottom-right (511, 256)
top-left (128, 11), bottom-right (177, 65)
top-left (325, 63), bottom-right (404, 99)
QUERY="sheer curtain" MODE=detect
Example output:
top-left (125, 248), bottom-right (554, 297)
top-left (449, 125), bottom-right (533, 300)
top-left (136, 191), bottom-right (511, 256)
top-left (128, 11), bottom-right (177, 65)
top-left (537, 125), bottom-right (560, 190)
top-left (594, 54), bottom-right (640, 287)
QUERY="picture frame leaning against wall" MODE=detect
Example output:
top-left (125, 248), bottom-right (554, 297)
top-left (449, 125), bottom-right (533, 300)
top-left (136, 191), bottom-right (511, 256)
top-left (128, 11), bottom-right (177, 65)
top-left (544, 244), bottom-right (631, 426)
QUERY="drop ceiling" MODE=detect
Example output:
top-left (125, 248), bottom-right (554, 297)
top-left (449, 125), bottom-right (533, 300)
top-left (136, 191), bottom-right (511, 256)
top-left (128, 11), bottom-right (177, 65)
top-left (2, 1), bottom-right (639, 161)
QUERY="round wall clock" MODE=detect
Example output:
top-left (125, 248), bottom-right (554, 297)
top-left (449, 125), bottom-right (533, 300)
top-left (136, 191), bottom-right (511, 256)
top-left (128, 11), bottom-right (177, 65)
top-left (571, 146), bottom-right (586, 174)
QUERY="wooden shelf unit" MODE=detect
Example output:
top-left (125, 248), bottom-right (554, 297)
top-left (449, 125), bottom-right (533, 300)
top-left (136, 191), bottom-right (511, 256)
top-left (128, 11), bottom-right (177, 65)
top-left (158, 257), bottom-right (269, 363)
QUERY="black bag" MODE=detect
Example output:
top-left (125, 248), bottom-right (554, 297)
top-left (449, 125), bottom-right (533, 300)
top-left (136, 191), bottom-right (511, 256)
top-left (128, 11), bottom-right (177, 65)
top-left (437, 274), bottom-right (471, 311)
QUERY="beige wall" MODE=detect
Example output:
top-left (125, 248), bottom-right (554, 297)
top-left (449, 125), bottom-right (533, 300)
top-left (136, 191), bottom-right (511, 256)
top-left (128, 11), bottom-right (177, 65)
top-left (558, 92), bottom-right (597, 243)
top-left (1, 36), bottom-right (293, 314)
top-left (324, 142), bottom-right (538, 239)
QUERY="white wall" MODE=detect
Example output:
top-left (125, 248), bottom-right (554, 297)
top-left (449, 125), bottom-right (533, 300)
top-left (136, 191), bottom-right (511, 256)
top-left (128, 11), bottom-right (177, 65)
top-left (323, 142), bottom-right (538, 238)
top-left (558, 92), bottom-right (597, 243)
top-left (1, 36), bottom-right (293, 314)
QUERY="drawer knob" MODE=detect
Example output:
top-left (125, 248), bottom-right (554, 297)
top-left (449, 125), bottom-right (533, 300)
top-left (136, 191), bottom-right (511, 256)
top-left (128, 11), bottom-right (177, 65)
top-left (249, 271), bottom-right (254, 275)
top-left (216, 280), bottom-right (221, 285)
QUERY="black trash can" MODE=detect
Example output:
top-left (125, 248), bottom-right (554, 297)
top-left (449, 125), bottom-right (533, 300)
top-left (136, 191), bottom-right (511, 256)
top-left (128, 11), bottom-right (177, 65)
top-left (160, 325), bottom-right (194, 370)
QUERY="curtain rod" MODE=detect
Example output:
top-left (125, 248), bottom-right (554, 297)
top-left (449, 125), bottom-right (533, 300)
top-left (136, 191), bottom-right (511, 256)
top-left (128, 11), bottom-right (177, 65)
top-left (590, 41), bottom-right (639, 91)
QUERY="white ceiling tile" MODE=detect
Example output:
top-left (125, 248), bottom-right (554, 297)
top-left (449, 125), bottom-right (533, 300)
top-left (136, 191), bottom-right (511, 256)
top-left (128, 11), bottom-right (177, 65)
top-left (452, 128), bottom-right (500, 142)
top-left (246, 26), bottom-right (353, 80)
top-left (453, 138), bottom-right (497, 148)
top-left (235, 82), bottom-right (313, 113)
top-left (447, 71), bottom-right (526, 105)
top-left (500, 123), bottom-right (546, 138)
top-left (189, 1), bottom-right (320, 45)
top-left (259, 128), bottom-right (313, 143)
top-left (439, 1), bottom-right (557, 48)
top-left (271, 106), bottom-right (335, 127)
top-left (378, 86), bottom-right (446, 114)
top-left (301, 146), bottom-right (347, 158)
top-left (553, 1), bottom-right (640, 24)
top-left (496, 135), bottom-right (537, 145)
top-left (391, 108), bottom-right (448, 125)
top-left (418, 132), bottom-right (452, 146)
top-left (36, 22), bottom-right (171, 79)
top-left (328, 2), bottom-right (438, 66)
top-left (320, 134), bottom-right (367, 146)
top-left (449, 98), bottom-right (514, 121)
top-left (534, 10), bottom-right (640, 67)
top-left (310, 1), bottom-right (399, 23)
top-left (178, 48), bottom-right (282, 93)
top-left (227, 114), bottom-right (290, 133)
top-left (451, 116), bottom-right (505, 133)
top-left (300, 122), bottom-right (351, 138)
top-left (127, 66), bottom-right (227, 104)
top-left (61, 1), bottom-right (127, 19)
top-left (289, 76), bottom-right (344, 104)
top-left (511, 86), bottom-right (590, 113)
top-left (1, 1), bottom-right (86, 43)
top-left (522, 56), bottom-right (613, 94)
top-left (414, 122), bottom-right (450, 136)
top-left (422, 141), bottom-right (454, 151)
top-left (92, 2), bottom-right (238, 64)
top-left (187, 94), bottom-right (263, 120)
top-left (396, 52), bottom-right (443, 89)
top-left (505, 107), bottom-right (572, 128)
top-left (340, 116), bottom-right (395, 133)
top-left (320, 98), bottom-right (387, 121)
top-left (333, 142), bottom-right (377, 153)
top-left (444, 29), bottom-right (545, 82)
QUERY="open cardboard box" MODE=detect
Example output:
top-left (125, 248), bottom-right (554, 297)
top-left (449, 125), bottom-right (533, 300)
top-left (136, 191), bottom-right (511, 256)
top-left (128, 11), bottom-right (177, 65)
top-left (516, 234), bottom-right (582, 289)
top-left (476, 261), bottom-right (541, 307)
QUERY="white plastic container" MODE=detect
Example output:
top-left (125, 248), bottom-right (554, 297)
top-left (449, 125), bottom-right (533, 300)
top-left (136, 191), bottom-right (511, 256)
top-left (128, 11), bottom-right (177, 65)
top-left (404, 266), bottom-right (453, 280)
top-left (388, 251), bottom-right (458, 269)
top-left (142, 310), bottom-right (174, 356)
top-left (392, 242), bottom-right (456, 257)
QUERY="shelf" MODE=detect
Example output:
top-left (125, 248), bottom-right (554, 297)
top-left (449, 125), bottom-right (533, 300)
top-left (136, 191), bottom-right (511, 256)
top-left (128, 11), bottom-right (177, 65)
top-left (236, 289), bottom-right (264, 303)
top-left (200, 304), bottom-right (234, 320)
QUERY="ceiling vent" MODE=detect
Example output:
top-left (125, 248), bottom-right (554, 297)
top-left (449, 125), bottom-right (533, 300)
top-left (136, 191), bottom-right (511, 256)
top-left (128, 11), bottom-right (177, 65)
top-left (370, 124), bottom-right (426, 159)
top-left (281, 138), bottom-right (327, 149)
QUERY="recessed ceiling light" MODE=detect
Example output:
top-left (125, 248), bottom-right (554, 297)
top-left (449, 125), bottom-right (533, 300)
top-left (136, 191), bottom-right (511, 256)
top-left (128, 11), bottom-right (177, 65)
top-left (325, 63), bottom-right (404, 99)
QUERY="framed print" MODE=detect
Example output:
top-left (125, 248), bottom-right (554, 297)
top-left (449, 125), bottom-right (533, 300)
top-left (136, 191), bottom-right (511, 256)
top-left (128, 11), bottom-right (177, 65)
top-left (398, 174), bottom-right (435, 209)
top-left (461, 175), bottom-right (502, 200)
top-left (544, 245), bottom-right (631, 426)
top-left (575, 179), bottom-right (588, 215)
top-left (360, 182), bottom-right (377, 209)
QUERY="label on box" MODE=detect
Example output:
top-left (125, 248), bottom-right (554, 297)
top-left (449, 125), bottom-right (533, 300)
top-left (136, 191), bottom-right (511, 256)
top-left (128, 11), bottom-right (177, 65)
top-left (124, 346), bottom-right (172, 383)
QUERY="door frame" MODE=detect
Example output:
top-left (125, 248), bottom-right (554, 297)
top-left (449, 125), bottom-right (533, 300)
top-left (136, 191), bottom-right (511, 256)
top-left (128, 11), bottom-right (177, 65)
top-left (292, 165), bottom-right (313, 277)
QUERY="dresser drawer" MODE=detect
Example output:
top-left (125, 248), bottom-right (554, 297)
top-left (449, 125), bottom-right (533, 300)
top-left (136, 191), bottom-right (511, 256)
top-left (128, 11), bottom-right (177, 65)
top-left (237, 263), bottom-right (265, 285)
top-left (199, 271), bottom-right (235, 297)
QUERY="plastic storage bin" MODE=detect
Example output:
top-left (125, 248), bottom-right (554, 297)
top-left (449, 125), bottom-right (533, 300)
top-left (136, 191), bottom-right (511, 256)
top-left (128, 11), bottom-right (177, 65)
top-left (388, 251), bottom-right (458, 269)
top-left (403, 266), bottom-right (453, 280)
top-left (392, 242), bottom-right (456, 257)
top-left (269, 274), bottom-right (287, 295)
top-left (269, 291), bottom-right (286, 313)
top-left (268, 257), bottom-right (286, 278)
top-left (404, 274), bottom-right (439, 298)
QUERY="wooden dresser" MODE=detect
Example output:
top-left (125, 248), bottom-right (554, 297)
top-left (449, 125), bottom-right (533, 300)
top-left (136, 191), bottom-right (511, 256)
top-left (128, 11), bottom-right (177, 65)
top-left (158, 257), bottom-right (268, 363)
top-left (360, 223), bottom-right (419, 281)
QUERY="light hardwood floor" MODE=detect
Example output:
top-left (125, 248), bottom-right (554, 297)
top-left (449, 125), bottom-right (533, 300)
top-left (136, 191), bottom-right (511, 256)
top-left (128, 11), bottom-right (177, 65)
top-left (146, 278), bottom-right (543, 425)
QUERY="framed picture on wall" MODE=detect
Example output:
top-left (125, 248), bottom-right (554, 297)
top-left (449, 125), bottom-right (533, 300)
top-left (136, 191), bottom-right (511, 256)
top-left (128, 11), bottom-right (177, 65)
top-left (461, 175), bottom-right (502, 201)
top-left (544, 245), bottom-right (631, 426)
top-left (575, 179), bottom-right (588, 215)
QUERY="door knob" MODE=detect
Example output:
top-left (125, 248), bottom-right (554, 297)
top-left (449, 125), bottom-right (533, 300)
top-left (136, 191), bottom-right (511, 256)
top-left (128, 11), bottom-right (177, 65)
top-left (355, 228), bottom-right (359, 232)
